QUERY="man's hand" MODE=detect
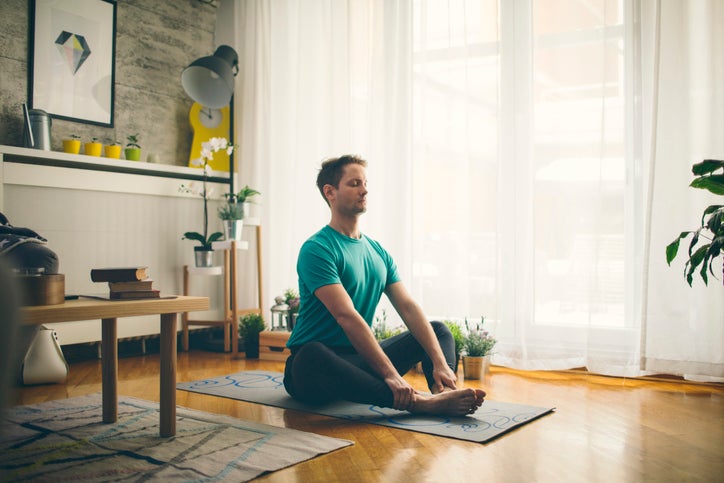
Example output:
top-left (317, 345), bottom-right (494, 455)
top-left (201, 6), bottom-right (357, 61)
top-left (384, 374), bottom-right (417, 410)
top-left (430, 364), bottom-right (458, 394)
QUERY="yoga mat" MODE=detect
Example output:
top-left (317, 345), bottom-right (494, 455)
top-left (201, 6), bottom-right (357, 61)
top-left (0, 394), bottom-right (351, 482)
top-left (178, 370), bottom-right (555, 443)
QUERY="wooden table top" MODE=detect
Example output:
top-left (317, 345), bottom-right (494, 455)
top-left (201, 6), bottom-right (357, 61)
top-left (21, 295), bottom-right (209, 325)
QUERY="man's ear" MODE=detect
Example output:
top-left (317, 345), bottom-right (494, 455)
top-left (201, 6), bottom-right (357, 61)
top-left (323, 184), bottom-right (335, 203)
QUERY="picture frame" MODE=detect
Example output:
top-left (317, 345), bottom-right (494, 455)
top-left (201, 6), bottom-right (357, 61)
top-left (29, 0), bottom-right (117, 127)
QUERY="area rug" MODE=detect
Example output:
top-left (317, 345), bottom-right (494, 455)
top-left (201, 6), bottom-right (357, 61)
top-left (0, 394), bottom-right (351, 482)
top-left (177, 370), bottom-right (554, 443)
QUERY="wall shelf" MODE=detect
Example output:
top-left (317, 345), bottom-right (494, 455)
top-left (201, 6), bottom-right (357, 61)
top-left (0, 145), bottom-right (231, 183)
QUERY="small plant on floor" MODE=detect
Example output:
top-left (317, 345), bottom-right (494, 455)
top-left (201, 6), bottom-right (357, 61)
top-left (443, 320), bottom-right (465, 359)
top-left (372, 308), bottom-right (402, 341)
top-left (463, 317), bottom-right (497, 357)
top-left (239, 313), bottom-right (266, 359)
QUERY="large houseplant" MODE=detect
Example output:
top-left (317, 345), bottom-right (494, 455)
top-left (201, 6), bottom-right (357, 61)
top-left (181, 137), bottom-right (234, 266)
top-left (666, 159), bottom-right (724, 287)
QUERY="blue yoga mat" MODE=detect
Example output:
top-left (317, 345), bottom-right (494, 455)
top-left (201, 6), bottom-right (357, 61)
top-left (177, 370), bottom-right (554, 443)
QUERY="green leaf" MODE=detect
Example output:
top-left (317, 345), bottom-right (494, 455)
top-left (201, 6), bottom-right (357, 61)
top-left (692, 159), bottom-right (724, 176)
top-left (690, 175), bottom-right (724, 195)
top-left (183, 231), bottom-right (205, 243)
top-left (666, 232), bottom-right (693, 264)
top-left (686, 244), bottom-right (710, 286)
top-left (704, 207), bottom-right (723, 232)
top-left (666, 239), bottom-right (681, 265)
top-left (208, 232), bottom-right (224, 243)
top-left (687, 229), bottom-right (701, 257)
top-left (700, 256), bottom-right (709, 285)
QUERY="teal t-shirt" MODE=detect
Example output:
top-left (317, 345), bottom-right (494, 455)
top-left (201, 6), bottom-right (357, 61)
top-left (286, 225), bottom-right (400, 348)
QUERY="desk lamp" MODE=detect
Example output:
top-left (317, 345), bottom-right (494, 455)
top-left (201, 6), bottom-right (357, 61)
top-left (181, 45), bottom-right (238, 192)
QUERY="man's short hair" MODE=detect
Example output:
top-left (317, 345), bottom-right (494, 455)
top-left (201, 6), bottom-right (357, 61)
top-left (316, 154), bottom-right (367, 205)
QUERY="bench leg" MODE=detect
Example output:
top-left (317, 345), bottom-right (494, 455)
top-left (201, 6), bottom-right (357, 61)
top-left (160, 312), bottom-right (177, 437)
top-left (101, 318), bottom-right (118, 423)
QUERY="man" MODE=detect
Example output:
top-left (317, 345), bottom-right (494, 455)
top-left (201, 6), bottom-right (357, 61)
top-left (284, 155), bottom-right (485, 416)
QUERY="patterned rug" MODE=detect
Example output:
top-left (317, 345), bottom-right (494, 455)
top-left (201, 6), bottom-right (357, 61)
top-left (178, 370), bottom-right (555, 443)
top-left (0, 394), bottom-right (351, 482)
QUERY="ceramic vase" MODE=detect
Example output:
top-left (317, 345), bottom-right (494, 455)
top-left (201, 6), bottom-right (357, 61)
top-left (85, 142), bottom-right (102, 156)
top-left (62, 139), bottom-right (81, 154)
top-left (462, 354), bottom-right (490, 379)
top-left (105, 145), bottom-right (122, 158)
top-left (125, 147), bottom-right (141, 161)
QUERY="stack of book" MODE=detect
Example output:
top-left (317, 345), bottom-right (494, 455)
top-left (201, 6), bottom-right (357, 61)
top-left (90, 267), bottom-right (160, 300)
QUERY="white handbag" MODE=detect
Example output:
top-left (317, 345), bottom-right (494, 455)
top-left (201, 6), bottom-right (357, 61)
top-left (21, 326), bottom-right (69, 385)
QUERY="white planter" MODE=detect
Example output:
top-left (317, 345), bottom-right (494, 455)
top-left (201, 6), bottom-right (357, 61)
top-left (194, 248), bottom-right (214, 267)
top-left (223, 219), bottom-right (244, 241)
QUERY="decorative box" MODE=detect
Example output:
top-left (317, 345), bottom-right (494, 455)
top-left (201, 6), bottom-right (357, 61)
top-left (258, 330), bottom-right (291, 361)
top-left (17, 273), bottom-right (65, 306)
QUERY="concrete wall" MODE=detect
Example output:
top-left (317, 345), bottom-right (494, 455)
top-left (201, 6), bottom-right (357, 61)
top-left (0, 0), bottom-right (217, 166)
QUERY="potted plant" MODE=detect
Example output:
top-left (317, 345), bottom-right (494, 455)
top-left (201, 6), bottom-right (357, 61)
top-left (62, 134), bottom-right (81, 154)
top-left (125, 134), bottom-right (141, 161)
top-left (105, 140), bottom-right (122, 159)
top-left (218, 193), bottom-right (245, 241)
top-left (443, 320), bottom-right (465, 373)
top-left (85, 137), bottom-right (102, 157)
top-left (239, 313), bottom-right (266, 359)
top-left (666, 159), bottom-right (724, 286)
top-left (372, 308), bottom-right (401, 341)
top-left (284, 288), bottom-right (301, 330)
top-left (235, 185), bottom-right (261, 219)
top-left (181, 137), bottom-right (235, 266)
top-left (461, 317), bottom-right (497, 379)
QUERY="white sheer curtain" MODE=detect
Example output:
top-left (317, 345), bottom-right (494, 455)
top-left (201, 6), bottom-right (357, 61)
top-left (640, 0), bottom-right (724, 381)
top-left (222, 0), bottom-right (413, 315)
top-left (224, 0), bottom-right (723, 379)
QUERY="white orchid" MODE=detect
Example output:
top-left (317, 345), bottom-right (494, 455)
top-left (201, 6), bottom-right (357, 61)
top-left (181, 137), bottom-right (235, 249)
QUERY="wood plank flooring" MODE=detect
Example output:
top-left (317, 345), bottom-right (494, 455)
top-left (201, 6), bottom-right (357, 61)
top-left (8, 350), bottom-right (724, 482)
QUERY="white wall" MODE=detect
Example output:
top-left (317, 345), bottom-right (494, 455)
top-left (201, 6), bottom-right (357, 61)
top-left (2, 146), bottom-right (261, 345)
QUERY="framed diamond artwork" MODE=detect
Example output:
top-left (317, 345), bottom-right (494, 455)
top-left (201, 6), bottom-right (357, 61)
top-left (29, 0), bottom-right (117, 127)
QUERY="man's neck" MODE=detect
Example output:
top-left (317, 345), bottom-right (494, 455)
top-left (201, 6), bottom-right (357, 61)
top-left (328, 217), bottom-right (361, 239)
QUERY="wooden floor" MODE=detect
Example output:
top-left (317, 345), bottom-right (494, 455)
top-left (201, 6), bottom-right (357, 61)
top-left (9, 350), bottom-right (724, 482)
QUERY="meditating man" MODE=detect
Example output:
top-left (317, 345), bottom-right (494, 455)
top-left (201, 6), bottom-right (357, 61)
top-left (284, 155), bottom-right (485, 416)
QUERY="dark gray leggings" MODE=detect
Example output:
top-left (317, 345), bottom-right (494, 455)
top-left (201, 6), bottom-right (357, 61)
top-left (283, 321), bottom-right (456, 408)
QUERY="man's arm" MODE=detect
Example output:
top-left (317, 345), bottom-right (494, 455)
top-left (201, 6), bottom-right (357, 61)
top-left (314, 283), bottom-right (416, 410)
top-left (385, 281), bottom-right (457, 392)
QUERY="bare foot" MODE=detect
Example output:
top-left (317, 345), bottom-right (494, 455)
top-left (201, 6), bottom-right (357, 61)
top-left (410, 388), bottom-right (486, 416)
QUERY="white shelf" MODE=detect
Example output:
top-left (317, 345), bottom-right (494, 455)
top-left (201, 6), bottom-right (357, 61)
top-left (212, 240), bottom-right (249, 250)
top-left (186, 266), bottom-right (224, 276)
